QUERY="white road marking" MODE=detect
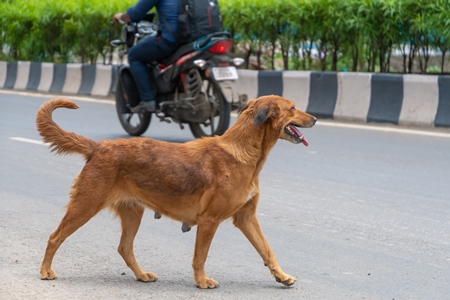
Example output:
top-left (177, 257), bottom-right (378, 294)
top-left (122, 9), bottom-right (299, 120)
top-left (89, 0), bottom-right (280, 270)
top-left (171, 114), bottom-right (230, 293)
top-left (3, 89), bottom-right (450, 138)
top-left (316, 120), bottom-right (450, 138)
top-left (0, 89), bottom-right (114, 104)
top-left (10, 137), bottom-right (48, 145)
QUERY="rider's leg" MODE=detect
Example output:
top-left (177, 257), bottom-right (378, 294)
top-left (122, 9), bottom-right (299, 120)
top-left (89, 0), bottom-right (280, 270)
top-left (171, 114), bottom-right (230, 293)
top-left (128, 35), bottom-right (177, 112)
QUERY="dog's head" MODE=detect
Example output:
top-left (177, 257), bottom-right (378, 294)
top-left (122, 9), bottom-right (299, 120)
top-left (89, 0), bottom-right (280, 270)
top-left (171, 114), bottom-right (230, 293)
top-left (239, 95), bottom-right (317, 146)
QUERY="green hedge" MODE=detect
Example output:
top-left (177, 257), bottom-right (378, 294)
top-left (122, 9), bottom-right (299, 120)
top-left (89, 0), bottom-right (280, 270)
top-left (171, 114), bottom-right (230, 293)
top-left (223, 0), bottom-right (450, 73)
top-left (0, 0), bottom-right (134, 63)
top-left (2, 0), bottom-right (450, 73)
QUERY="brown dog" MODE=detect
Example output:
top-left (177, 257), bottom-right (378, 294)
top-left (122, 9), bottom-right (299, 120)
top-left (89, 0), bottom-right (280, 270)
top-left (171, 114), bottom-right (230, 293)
top-left (36, 95), bottom-right (316, 288)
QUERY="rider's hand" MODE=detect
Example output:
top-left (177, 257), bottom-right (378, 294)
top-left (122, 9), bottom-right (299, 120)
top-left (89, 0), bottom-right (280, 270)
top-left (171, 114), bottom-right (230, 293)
top-left (112, 12), bottom-right (131, 24)
top-left (113, 13), bottom-right (123, 24)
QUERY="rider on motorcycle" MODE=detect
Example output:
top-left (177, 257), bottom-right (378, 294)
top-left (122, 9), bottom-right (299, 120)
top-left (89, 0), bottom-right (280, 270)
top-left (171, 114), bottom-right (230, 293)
top-left (113, 0), bottom-right (179, 112)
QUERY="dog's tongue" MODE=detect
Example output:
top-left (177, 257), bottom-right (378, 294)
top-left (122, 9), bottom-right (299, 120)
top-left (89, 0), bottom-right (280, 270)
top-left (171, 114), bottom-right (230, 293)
top-left (291, 125), bottom-right (309, 147)
top-left (301, 136), bottom-right (309, 146)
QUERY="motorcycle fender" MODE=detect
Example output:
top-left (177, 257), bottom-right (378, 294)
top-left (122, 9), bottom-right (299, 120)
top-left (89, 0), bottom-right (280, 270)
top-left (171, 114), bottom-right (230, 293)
top-left (117, 65), bottom-right (141, 107)
top-left (118, 64), bottom-right (131, 77)
top-left (218, 80), bottom-right (248, 110)
top-left (218, 81), bottom-right (233, 103)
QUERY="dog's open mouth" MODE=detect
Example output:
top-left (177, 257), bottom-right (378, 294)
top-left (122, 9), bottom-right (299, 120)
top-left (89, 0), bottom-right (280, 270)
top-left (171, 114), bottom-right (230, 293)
top-left (285, 124), bottom-right (309, 146)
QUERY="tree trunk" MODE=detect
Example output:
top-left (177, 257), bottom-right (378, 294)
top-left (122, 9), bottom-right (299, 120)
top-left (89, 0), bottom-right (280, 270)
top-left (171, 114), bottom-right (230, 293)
top-left (385, 51), bottom-right (391, 73)
top-left (408, 45), bottom-right (416, 74)
top-left (280, 43), bottom-right (289, 70)
top-left (352, 45), bottom-right (358, 72)
top-left (402, 54), bottom-right (407, 73)
top-left (307, 42), bottom-right (313, 69)
top-left (270, 39), bottom-right (276, 70)
top-left (301, 45), bottom-right (307, 70)
top-left (331, 49), bottom-right (338, 71)
top-left (422, 45), bottom-right (430, 73)
top-left (292, 44), bottom-right (300, 70)
top-left (257, 40), bottom-right (262, 69)
top-left (245, 47), bottom-right (252, 69)
top-left (379, 49), bottom-right (385, 72)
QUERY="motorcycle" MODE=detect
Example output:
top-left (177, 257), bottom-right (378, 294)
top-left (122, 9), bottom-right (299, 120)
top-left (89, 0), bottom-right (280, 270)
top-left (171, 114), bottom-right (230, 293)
top-left (110, 13), bottom-right (246, 138)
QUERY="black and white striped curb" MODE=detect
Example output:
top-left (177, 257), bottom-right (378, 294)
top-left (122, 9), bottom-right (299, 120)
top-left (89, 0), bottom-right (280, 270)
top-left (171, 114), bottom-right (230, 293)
top-left (2, 61), bottom-right (449, 127)
top-left (0, 61), bottom-right (118, 97)
top-left (235, 70), bottom-right (450, 127)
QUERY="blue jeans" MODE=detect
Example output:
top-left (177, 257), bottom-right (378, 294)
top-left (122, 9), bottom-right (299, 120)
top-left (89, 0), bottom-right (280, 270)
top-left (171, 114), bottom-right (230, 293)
top-left (128, 35), bottom-right (177, 102)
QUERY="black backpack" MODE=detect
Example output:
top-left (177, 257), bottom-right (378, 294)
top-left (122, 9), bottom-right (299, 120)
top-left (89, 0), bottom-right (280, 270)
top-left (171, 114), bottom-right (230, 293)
top-left (164, 0), bottom-right (223, 44)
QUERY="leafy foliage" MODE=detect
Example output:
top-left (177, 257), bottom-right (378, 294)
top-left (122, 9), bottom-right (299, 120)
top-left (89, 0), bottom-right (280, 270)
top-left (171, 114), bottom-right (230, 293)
top-left (1, 0), bottom-right (450, 73)
top-left (0, 0), bottom-right (134, 63)
top-left (222, 0), bottom-right (450, 73)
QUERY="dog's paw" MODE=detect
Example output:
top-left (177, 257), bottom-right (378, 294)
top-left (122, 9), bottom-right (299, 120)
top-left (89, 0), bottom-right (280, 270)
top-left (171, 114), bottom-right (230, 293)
top-left (275, 275), bottom-right (296, 287)
top-left (196, 277), bottom-right (219, 289)
top-left (137, 272), bottom-right (158, 282)
top-left (40, 268), bottom-right (57, 280)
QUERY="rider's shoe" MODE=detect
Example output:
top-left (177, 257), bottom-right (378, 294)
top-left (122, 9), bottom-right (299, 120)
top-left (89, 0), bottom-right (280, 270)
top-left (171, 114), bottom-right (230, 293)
top-left (130, 101), bottom-right (156, 113)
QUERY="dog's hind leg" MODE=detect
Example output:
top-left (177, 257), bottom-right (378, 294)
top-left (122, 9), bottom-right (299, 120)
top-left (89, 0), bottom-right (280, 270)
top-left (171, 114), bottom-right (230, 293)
top-left (115, 203), bottom-right (158, 282)
top-left (192, 218), bottom-right (220, 288)
top-left (40, 197), bottom-right (102, 280)
top-left (233, 196), bottom-right (296, 287)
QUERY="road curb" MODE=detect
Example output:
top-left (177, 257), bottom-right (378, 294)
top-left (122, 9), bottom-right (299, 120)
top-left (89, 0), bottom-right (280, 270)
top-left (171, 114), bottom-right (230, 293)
top-left (0, 61), bottom-right (118, 98)
top-left (1, 61), bottom-right (449, 127)
top-left (237, 70), bottom-right (450, 128)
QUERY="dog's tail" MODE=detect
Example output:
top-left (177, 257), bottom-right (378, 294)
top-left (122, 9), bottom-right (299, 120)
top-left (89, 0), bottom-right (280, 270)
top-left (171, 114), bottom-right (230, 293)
top-left (36, 98), bottom-right (97, 159)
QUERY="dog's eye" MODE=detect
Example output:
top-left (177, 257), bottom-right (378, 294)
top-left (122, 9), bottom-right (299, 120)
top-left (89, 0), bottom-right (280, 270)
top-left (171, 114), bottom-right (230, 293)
top-left (290, 106), bottom-right (296, 111)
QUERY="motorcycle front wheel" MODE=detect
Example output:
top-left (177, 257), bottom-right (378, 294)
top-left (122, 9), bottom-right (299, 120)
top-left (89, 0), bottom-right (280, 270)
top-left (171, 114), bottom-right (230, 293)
top-left (188, 78), bottom-right (231, 138)
top-left (115, 79), bottom-right (151, 136)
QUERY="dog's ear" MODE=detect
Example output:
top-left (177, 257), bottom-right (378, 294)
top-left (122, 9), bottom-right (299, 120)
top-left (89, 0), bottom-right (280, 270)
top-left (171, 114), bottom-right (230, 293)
top-left (254, 102), bottom-right (281, 127)
top-left (238, 99), bottom-right (254, 115)
top-left (254, 106), bottom-right (270, 126)
top-left (240, 99), bottom-right (278, 126)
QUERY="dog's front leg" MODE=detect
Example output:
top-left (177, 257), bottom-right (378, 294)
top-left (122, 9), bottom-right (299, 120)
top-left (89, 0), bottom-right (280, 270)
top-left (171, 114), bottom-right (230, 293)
top-left (233, 197), bottom-right (296, 287)
top-left (192, 218), bottom-right (220, 288)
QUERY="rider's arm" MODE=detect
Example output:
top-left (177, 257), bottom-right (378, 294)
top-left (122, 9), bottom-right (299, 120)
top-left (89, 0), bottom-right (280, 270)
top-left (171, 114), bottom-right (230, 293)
top-left (127, 0), bottom-right (159, 22)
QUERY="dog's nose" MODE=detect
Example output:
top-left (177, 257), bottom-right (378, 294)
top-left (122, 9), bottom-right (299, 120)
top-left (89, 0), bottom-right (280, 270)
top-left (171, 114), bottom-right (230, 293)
top-left (313, 117), bottom-right (317, 124)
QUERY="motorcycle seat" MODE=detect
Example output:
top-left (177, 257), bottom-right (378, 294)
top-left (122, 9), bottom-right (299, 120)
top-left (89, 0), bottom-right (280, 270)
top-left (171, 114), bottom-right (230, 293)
top-left (160, 42), bottom-right (196, 66)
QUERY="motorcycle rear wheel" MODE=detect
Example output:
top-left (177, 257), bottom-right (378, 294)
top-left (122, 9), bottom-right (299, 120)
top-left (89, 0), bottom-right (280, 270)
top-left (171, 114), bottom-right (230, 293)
top-left (115, 79), bottom-right (151, 136)
top-left (188, 78), bottom-right (231, 138)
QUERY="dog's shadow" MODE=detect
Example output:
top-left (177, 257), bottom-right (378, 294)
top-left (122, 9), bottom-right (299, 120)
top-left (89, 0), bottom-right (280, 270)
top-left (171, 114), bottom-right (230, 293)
top-left (104, 134), bottom-right (194, 144)
top-left (51, 273), bottom-right (297, 293)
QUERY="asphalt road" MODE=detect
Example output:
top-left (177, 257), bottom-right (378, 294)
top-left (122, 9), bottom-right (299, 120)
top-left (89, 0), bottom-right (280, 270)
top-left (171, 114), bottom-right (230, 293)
top-left (1, 90), bottom-right (449, 299)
